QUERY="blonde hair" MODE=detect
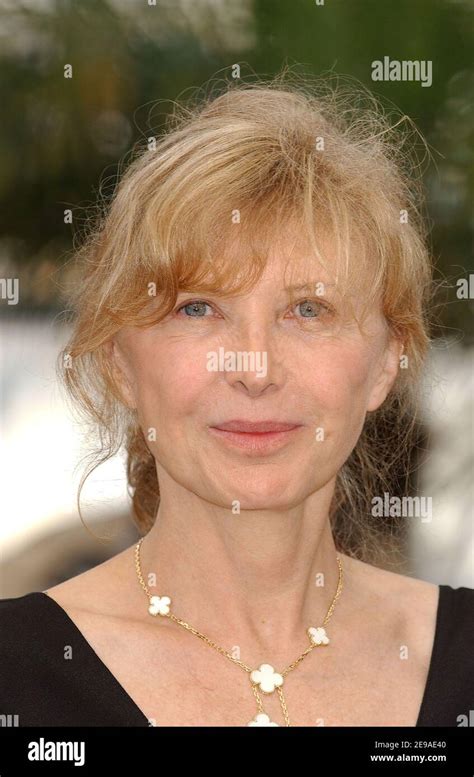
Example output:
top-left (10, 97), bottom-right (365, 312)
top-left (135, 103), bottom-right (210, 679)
top-left (59, 70), bottom-right (433, 566)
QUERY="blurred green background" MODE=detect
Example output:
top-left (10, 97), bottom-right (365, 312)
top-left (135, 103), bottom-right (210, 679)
top-left (0, 0), bottom-right (472, 335)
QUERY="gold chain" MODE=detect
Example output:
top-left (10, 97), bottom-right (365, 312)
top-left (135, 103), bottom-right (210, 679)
top-left (134, 536), bottom-right (343, 726)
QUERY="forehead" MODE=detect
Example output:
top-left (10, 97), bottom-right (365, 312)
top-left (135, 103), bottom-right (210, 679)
top-left (218, 218), bottom-right (371, 299)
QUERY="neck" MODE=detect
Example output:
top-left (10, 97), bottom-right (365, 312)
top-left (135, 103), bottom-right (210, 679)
top-left (136, 467), bottom-right (345, 659)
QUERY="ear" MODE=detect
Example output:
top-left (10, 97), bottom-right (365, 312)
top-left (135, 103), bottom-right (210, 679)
top-left (367, 336), bottom-right (405, 413)
top-left (104, 337), bottom-right (137, 410)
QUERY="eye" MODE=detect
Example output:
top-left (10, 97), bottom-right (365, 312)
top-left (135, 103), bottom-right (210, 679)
top-left (292, 298), bottom-right (332, 319)
top-left (173, 297), bottom-right (332, 320)
top-left (175, 300), bottom-right (214, 317)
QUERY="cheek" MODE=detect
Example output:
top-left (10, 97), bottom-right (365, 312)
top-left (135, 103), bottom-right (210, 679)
top-left (307, 343), bottom-right (374, 420)
top-left (131, 338), bottom-right (212, 426)
top-left (298, 343), bottom-right (375, 475)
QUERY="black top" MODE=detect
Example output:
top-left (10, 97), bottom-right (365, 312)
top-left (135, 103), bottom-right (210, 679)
top-left (0, 586), bottom-right (473, 727)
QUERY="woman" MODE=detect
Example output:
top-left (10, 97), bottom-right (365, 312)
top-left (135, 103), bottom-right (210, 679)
top-left (1, 74), bottom-right (472, 727)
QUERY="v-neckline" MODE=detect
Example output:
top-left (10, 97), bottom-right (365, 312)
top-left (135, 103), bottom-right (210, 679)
top-left (35, 584), bottom-right (444, 727)
top-left (39, 591), bottom-right (151, 726)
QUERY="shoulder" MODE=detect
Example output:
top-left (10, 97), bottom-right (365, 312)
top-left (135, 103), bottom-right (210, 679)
top-left (0, 591), bottom-right (49, 636)
top-left (340, 553), bottom-right (441, 620)
top-left (342, 555), bottom-right (472, 641)
top-left (341, 555), bottom-right (474, 719)
top-left (42, 544), bottom-right (138, 618)
top-left (0, 546), bottom-right (135, 666)
top-left (0, 591), bottom-right (79, 664)
top-left (339, 554), bottom-right (440, 666)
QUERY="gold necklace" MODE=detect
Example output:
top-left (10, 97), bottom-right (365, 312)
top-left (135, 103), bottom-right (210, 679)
top-left (134, 537), bottom-right (343, 727)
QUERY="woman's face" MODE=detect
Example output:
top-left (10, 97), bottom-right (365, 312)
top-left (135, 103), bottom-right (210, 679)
top-left (111, 234), bottom-right (402, 510)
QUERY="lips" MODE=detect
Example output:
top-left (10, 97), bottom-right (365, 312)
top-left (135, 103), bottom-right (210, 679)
top-left (211, 420), bottom-right (301, 433)
top-left (208, 419), bottom-right (303, 454)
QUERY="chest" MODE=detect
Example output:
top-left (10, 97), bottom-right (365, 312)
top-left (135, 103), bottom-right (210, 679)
top-left (72, 613), bottom-right (429, 727)
top-left (139, 655), bottom-right (425, 727)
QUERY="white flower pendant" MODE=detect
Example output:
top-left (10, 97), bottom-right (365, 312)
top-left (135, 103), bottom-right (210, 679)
top-left (248, 712), bottom-right (279, 727)
top-left (308, 626), bottom-right (330, 645)
top-left (148, 595), bottom-right (171, 616)
top-left (250, 663), bottom-right (284, 694)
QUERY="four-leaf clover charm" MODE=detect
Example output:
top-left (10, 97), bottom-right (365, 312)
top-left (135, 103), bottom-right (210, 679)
top-left (308, 626), bottom-right (329, 645)
top-left (250, 663), bottom-right (284, 694)
top-left (248, 712), bottom-right (279, 727)
top-left (148, 595), bottom-right (171, 616)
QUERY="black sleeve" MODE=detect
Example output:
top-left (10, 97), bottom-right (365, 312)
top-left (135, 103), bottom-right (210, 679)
top-left (417, 586), bottom-right (474, 726)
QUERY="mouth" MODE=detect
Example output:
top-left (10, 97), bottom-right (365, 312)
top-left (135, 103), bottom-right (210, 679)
top-left (208, 419), bottom-right (303, 453)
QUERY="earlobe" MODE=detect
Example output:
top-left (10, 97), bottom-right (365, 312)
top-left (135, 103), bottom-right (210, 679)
top-left (366, 338), bottom-right (404, 413)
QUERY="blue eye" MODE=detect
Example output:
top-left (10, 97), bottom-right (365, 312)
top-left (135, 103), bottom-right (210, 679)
top-left (177, 300), bottom-right (212, 317)
top-left (295, 299), bottom-right (328, 318)
top-left (174, 297), bottom-right (332, 320)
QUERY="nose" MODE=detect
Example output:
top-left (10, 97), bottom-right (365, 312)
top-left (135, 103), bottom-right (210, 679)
top-left (222, 320), bottom-right (284, 397)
